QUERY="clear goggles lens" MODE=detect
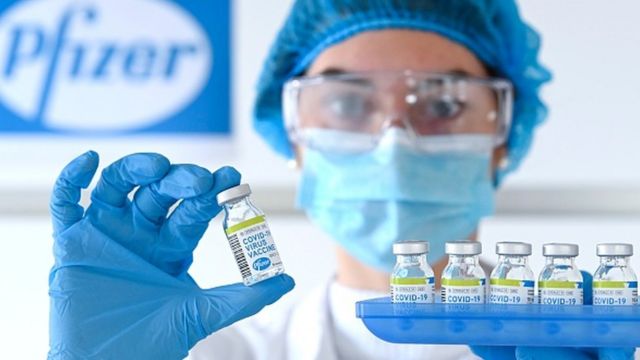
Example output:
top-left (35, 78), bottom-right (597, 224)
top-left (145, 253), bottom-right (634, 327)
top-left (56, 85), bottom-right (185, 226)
top-left (283, 71), bottom-right (513, 153)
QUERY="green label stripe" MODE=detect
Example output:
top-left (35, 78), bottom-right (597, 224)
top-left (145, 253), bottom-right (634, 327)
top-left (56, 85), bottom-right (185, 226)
top-left (593, 281), bottom-right (634, 289)
top-left (490, 279), bottom-right (521, 287)
top-left (539, 281), bottom-right (582, 289)
top-left (225, 215), bottom-right (265, 235)
top-left (391, 277), bottom-right (434, 285)
top-left (442, 278), bottom-right (484, 286)
top-left (490, 279), bottom-right (535, 287)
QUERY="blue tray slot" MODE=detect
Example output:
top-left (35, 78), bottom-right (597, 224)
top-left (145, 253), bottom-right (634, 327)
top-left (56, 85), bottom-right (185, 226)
top-left (356, 297), bottom-right (640, 347)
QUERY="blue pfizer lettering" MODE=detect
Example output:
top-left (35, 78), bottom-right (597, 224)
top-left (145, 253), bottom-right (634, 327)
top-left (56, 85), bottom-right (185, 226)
top-left (36, 7), bottom-right (95, 120)
top-left (0, 0), bottom-right (225, 132)
top-left (4, 26), bottom-right (45, 77)
top-left (252, 257), bottom-right (271, 271)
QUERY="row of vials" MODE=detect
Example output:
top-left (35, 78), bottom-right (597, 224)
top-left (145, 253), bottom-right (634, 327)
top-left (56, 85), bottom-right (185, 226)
top-left (390, 241), bottom-right (638, 306)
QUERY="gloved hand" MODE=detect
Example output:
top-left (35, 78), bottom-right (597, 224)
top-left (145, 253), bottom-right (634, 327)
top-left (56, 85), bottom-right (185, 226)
top-left (470, 271), bottom-right (635, 360)
top-left (48, 151), bottom-right (295, 360)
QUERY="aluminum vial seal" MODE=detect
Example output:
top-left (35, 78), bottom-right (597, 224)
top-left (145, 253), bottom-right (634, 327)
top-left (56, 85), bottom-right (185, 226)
top-left (393, 241), bottom-right (429, 255)
top-left (496, 242), bottom-right (532, 256)
top-left (543, 243), bottom-right (579, 257)
top-left (217, 184), bottom-right (251, 205)
top-left (596, 243), bottom-right (633, 257)
top-left (445, 240), bottom-right (482, 256)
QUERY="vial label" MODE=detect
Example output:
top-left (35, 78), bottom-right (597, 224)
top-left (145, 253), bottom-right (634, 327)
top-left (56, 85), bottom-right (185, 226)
top-left (225, 215), bottom-right (282, 279)
top-left (391, 277), bottom-right (435, 303)
top-left (593, 281), bottom-right (638, 306)
top-left (539, 281), bottom-right (583, 305)
top-left (441, 278), bottom-right (485, 304)
top-left (489, 279), bottom-right (535, 304)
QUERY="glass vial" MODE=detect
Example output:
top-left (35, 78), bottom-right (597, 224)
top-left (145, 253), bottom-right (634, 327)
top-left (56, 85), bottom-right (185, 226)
top-left (217, 184), bottom-right (284, 286)
top-left (593, 243), bottom-right (638, 306)
top-left (489, 242), bottom-right (535, 304)
top-left (441, 241), bottom-right (486, 304)
top-left (390, 241), bottom-right (434, 303)
top-left (538, 243), bottom-right (583, 305)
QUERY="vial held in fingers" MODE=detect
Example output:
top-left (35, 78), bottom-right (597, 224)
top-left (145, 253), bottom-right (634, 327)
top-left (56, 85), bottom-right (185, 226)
top-left (217, 184), bottom-right (284, 286)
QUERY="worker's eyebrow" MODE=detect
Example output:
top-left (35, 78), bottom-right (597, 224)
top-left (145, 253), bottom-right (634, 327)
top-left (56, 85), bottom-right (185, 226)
top-left (317, 67), bottom-right (347, 75)
top-left (316, 67), bottom-right (373, 86)
top-left (311, 67), bottom-right (480, 87)
top-left (318, 67), bottom-right (475, 77)
top-left (446, 68), bottom-right (474, 77)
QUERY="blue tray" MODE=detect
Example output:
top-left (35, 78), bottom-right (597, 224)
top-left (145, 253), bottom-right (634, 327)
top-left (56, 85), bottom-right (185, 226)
top-left (356, 297), bottom-right (640, 347)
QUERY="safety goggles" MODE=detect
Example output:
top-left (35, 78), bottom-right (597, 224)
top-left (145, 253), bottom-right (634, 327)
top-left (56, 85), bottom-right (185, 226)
top-left (283, 71), bottom-right (513, 153)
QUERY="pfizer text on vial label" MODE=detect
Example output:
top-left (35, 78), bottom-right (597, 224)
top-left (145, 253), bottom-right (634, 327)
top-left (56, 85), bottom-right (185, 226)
top-left (225, 215), bottom-right (282, 279)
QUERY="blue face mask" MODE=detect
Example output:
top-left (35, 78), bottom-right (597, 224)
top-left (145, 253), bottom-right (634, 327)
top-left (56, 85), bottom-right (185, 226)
top-left (296, 129), bottom-right (496, 271)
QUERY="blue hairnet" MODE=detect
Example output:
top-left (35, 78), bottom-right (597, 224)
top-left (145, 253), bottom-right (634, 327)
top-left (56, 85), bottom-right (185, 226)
top-left (253, 0), bottom-right (551, 182)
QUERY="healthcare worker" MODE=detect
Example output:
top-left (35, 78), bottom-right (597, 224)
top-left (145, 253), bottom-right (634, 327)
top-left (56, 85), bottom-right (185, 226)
top-left (48, 1), bottom-right (636, 359)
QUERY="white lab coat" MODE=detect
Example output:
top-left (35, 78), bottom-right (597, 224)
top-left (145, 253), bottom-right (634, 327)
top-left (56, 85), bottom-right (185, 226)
top-left (188, 278), bottom-right (479, 360)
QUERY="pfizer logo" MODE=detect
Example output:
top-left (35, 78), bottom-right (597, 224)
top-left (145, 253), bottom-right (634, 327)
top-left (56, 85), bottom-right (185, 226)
top-left (252, 257), bottom-right (271, 271)
top-left (0, 0), bottom-right (212, 131)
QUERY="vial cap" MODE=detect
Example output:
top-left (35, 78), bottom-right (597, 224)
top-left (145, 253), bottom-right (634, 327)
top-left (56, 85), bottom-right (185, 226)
top-left (543, 243), bottom-right (579, 257)
top-left (216, 184), bottom-right (251, 205)
top-left (496, 242), bottom-right (532, 256)
top-left (597, 243), bottom-right (633, 256)
top-left (445, 241), bottom-right (481, 255)
top-left (392, 241), bottom-right (429, 255)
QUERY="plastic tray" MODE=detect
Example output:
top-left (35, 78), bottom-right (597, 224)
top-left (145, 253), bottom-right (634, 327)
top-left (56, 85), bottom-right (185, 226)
top-left (356, 297), bottom-right (640, 347)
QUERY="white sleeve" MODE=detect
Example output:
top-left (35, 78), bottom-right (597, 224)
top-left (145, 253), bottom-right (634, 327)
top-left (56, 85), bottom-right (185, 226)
top-left (185, 298), bottom-right (295, 360)
top-left (186, 325), bottom-right (254, 360)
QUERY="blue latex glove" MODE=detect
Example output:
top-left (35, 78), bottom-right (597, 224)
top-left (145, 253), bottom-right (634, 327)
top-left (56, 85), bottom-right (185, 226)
top-left (48, 151), bottom-right (295, 359)
top-left (470, 271), bottom-right (635, 360)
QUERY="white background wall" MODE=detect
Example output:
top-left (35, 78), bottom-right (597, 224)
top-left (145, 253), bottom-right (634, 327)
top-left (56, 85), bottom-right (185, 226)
top-left (1, 0), bottom-right (640, 359)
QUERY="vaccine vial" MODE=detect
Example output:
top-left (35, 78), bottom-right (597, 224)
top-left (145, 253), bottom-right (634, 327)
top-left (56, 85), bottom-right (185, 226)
top-left (441, 241), bottom-right (486, 304)
top-left (489, 242), bottom-right (535, 304)
top-left (390, 241), bottom-right (434, 303)
top-left (593, 243), bottom-right (638, 306)
top-left (217, 184), bottom-right (284, 286)
top-left (538, 243), bottom-right (583, 305)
